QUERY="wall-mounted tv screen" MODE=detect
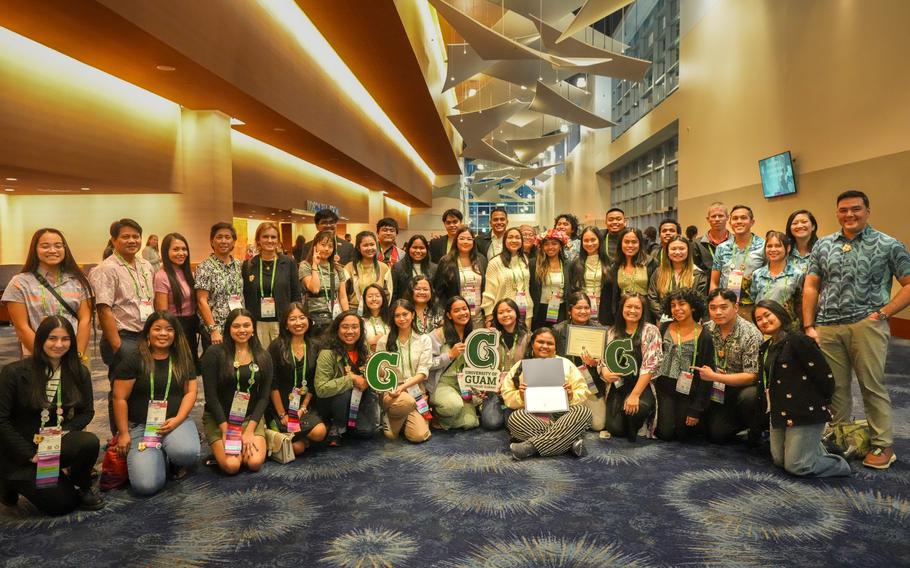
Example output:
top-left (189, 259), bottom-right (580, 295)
top-left (759, 151), bottom-right (797, 198)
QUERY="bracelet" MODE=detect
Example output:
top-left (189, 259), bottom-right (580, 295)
top-left (803, 324), bottom-right (815, 330)
top-left (279, 413), bottom-right (288, 419)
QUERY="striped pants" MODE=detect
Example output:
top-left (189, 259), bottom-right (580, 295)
top-left (506, 405), bottom-right (592, 457)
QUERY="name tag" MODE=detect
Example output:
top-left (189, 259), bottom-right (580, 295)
top-left (546, 293), bottom-right (562, 323)
top-left (287, 388), bottom-right (301, 433)
top-left (615, 375), bottom-right (625, 389)
top-left (141, 400), bottom-right (168, 450)
top-left (347, 388), bottom-right (363, 429)
top-left (463, 284), bottom-right (480, 313)
top-left (456, 372), bottom-right (473, 401)
top-left (515, 291), bottom-right (528, 321)
top-left (407, 384), bottom-right (432, 418)
top-left (36, 427), bottom-right (62, 489)
top-left (332, 300), bottom-right (342, 319)
top-left (229, 391), bottom-right (250, 424)
top-left (710, 381), bottom-right (726, 404)
top-left (727, 270), bottom-right (744, 299)
top-left (138, 298), bottom-right (154, 321)
top-left (228, 294), bottom-right (244, 311)
top-left (261, 297), bottom-right (276, 318)
top-left (224, 423), bottom-right (242, 455)
top-left (676, 370), bottom-right (694, 395)
top-left (589, 295), bottom-right (600, 323)
top-left (578, 365), bottom-right (596, 392)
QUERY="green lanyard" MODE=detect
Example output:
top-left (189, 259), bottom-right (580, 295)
top-left (37, 272), bottom-right (67, 317)
top-left (150, 357), bottom-right (174, 402)
top-left (41, 370), bottom-right (63, 428)
top-left (316, 263), bottom-right (334, 304)
top-left (509, 261), bottom-right (526, 291)
top-left (115, 253), bottom-right (150, 299)
top-left (235, 360), bottom-right (258, 392)
top-left (585, 258), bottom-right (601, 290)
top-left (369, 317), bottom-right (386, 338)
top-left (760, 339), bottom-right (773, 389)
top-left (397, 336), bottom-right (413, 376)
top-left (259, 257), bottom-right (278, 298)
top-left (731, 234), bottom-right (754, 271)
top-left (676, 325), bottom-right (700, 369)
top-left (291, 342), bottom-right (307, 390)
top-left (214, 256), bottom-right (240, 295)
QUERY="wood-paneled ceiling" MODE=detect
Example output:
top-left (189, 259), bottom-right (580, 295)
top-left (0, 0), bottom-right (459, 204)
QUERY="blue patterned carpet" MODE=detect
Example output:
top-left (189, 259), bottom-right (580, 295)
top-left (1, 326), bottom-right (908, 567)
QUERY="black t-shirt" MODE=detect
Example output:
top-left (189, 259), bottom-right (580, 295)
top-left (114, 352), bottom-right (188, 424)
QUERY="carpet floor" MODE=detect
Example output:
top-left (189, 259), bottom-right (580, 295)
top-left (0, 327), bottom-right (908, 567)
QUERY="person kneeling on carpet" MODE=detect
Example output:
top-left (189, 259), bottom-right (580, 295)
top-left (500, 327), bottom-right (592, 460)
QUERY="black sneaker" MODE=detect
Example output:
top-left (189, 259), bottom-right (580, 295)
top-left (77, 486), bottom-right (105, 511)
top-left (571, 438), bottom-right (588, 458)
top-left (509, 441), bottom-right (537, 460)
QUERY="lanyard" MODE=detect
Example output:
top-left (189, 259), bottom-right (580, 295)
top-left (619, 265), bottom-right (644, 293)
top-left (676, 324), bottom-right (701, 369)
top-left (546, 261), bottom-right (563, 289)
top-left (115, 253), bottom-right (150, 299)
top-left (37, 273), bottom-right (67, 317)
top-left (397, 335), bottom-right (413, 376)
top-left (509, 261), bottom-right (526, 291)
top-left (291, 341), bottom-right (307, 390)
top-left (369, 317), bottom-right (386, 338)
top-left (730, 234), bottom-right (754, 270)
top-left (41, 368), bottom-right (63, 428)
top-left (585, 258), bottom-right (601, 288)
top-left (459, 265), bottom-right (478, 287)
top-left (235, 360), bottom-right (258, 392)
top-left (259, 257), bottom-right (278, 298)
top-left (316, 263), bottom-right (334, 304)
top-left (499, 334), bottom-right (523, 368)
top-left (415, 308), bottom-right (430, 334)
top-left (150, 357), bottom-right (174, 402)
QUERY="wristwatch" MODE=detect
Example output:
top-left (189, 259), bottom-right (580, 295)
top-left (875, 310), bottom-right (889, 321)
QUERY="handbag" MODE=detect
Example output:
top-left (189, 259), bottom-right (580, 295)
top-left (34, 272), bottom-right (80, 320)
top-left (264, 428), bottom-right (296, 464)
top-left (824, 420), bottom-right (872, 459)
top-left (99, 437), bottom-right (129, 491)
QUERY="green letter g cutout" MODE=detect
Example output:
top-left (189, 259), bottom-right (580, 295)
top-left (605, 338), bottom-right (638, 376)
top-left (464, 329), bottom-right (500, 370)
top-left (366, 351), bottom-right (399, 392)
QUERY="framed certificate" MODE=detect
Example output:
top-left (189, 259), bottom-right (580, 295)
top-left (566, 325), bottom-right (607, 359)
top-left (522, 358), bottom-right (569, 414)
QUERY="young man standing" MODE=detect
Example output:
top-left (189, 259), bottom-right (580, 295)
top-left (429, 208), bottom-right (464, 263)
top-left (694, 289), bottom-right (763, 444)
top-left (600, 208), bottom-right (627, 260)
top-left (476, 206), bottom-right (509, 259)
top-left (304, 209), bottom-right (354, 265)
top-left (696, 202), bottom-right (732, 271)
top-left (376, 217), bottom-right (405, 268)
top-left (803, 190), bottom-right (910, 469)
top-left (710, 204), bottom-right (765, 319)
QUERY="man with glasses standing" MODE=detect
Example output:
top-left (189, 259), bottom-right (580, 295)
top-left (303, 209), bottom-right (354, 265)
top-left (803, 190), bottom-right (910, 469)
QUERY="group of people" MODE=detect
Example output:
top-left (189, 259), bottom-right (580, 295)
top-left (1, 189), bottom-right (907, 516)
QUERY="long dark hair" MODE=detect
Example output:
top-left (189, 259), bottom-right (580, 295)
top-left (442, 295), bottom-right (474, 346)
top-left (438, 226), bottom-right (481, 283)
top-left (565, 291), bottom-right (592, 324)
top-left (136, 310), bottom-right (195, 387)
top-left (573, 227), bottom-right (611, 289)
top-left (511, 327), bottom-right (557, 388)
top-left (385, 299), bottom-right (416, 352)
top-left (305, 230), bottom-right (336, 265)
top-left (612, 292), bottom-right (648, 356)
top-left (327, 310), bottom-right (370, 363)
top-left (785, 209), bottom-right (819, 250)
top-left (403, 234), bottom-right (432, 274)
top-left (612, 227), bottom-right (649, 269)
top-left (219, 308), bottom-right (267, 384)
top-left (753, 299), bottom-right (793, 336)
top-left (405, 274), bottom-right (436, 312)
top-left (361, 283), bottom-right (390, 321)
top-left (499, 227), bottom-right (528, 268)
top-left (160, 233), bottom-right (195, 313)
top-left (352, 231), bottom-right (380, 278)
top-left (273, 302), bottom-right (310, 366)
top-left (492, 298), bottom-right (528, 337)
top-left (27, 316), bottom-right (82, 410)
top-left (21, 228), bottom-right (94, 306)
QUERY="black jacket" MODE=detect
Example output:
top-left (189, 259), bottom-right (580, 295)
top-left (432, 255), bottom-right (488, 307)
top-left (0, 360), bottom-right (94, 480)
top-left (428, 235), bottom-right (451, 264)
top-left (242, 254), bottom-right (303, 322)
top-left (567, 256), bottom-right (617, 326)
top-left (659, 329), bottom-right (716, 419)
top-left (266, 338), bottom-right (318, 426)
top-left (758, 333), bottom-right (835, 429)
top-left (529, 260), bottom-right (573, 329)
top-left (390, 258), bottom-right (437, 302)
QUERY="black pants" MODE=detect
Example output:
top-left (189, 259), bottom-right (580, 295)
top-left (176, 315), bottom-right (200, 373)
top-left (655, 377), bottom-right (704, 441)
top-left (100, 331), bottom-right (139, 434)
top-left (315, 390), bottom-right (380, 438)
top-left (7, 431), bottom-right (99, 516)
top-left (604, 382), bottom-right (655, 440)
top-left (703, 384), bottom-right (758, 443)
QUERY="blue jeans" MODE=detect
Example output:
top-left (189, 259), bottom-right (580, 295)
top-left (769, 422), bottom-right (851, 477)
top-left (127, 419), bottom-right (200, 496)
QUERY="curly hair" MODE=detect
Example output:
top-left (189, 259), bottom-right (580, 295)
top-left (661, 287), bottom-right (706, 322)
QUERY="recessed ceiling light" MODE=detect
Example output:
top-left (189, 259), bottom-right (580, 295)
top-left (273, 127), bottom-right (286, 132)
top-left (156, 65), bottom-right (176, 71)
top-left (80, 187), bottom-right (91, 191)
top-left (467, 88), bottom-right (477, 97)
top-left (5, 177), bottom-right (16, 181)
top-left (3, 188), bottom-right (14, 192)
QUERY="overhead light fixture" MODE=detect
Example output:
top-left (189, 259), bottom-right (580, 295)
top-left (5, 177), bottom-right (16, 181)
top-left (576, 76), bottom-right (587, 89)
top-left (560, 124), bottom-right (569, 133)
top-left (155, 65), bottom-right (176, 72)
top-left (467, 88), bottom-right (477, 97)
top-left (273, 127), bottom-right (286, 132)
top-left (80, 187), bottom-right (91, 191)
top-left (230, 117), bottom-right (246, 126)
top-left (3, 188), bottom-right (14, 192)
top-left (476, 164), bottom-right (485, 171)
top-left (520, 85), bottom-right (527, 90)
